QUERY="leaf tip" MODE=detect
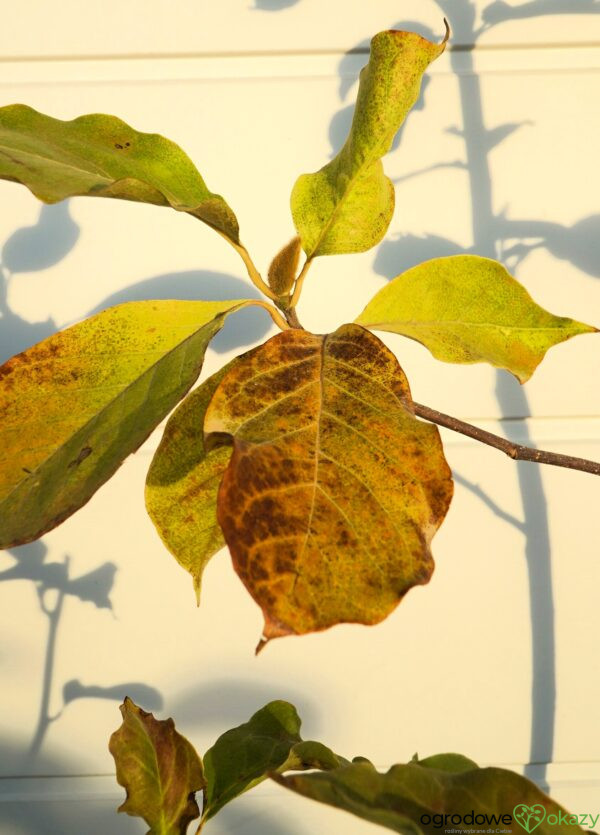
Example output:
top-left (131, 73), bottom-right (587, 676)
top-left (120, 695), bottom-right (135, 715)
top-left (515, 370), bottom-right (531, 385)
top-left (255, 635), bottom-right (270, 655)
top-left (193, 575), bottom-right (202, 607)
top-left (256, 617), bottom-right (295, 654)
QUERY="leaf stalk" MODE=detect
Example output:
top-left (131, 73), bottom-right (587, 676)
top-left (249, 300), bottom-right (291, 331)
top-left (229, 240), bottom-right (279, 301)
top-left (290, 257), bottom-right (312, 309)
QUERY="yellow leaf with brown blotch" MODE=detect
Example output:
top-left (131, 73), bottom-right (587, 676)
top-left (204, 325), bottom-right (453, 647)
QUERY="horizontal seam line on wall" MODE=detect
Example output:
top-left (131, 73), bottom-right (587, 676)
top-left (1, 40), bottom-right (600, 63)
top-left (1, 49), bottom-right (599, 86)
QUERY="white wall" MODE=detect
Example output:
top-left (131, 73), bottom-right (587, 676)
top-left (0, 2), bottom-right (599, 833)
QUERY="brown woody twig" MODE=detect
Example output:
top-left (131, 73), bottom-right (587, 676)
top-left (413, 402), bottom-right (600, 477)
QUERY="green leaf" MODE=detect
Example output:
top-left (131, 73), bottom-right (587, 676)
top-left (0, 299), bottom-right (251, 548)
top-left (0, 105), bottom-right (239, 242)
top-left (145, 362), bottom-right (236, 602)
top-left (284, 740), bottom-right (343, 772)
top-left (414, 752), bottom-right (478, 773)
top-left (356, 255), bottom-right (597, 382)
top-left (201, 700), bottom-right (339, 824)
top-left (291, 27), bottom-right (448, 257)
top-left (205, 325), bottom-right (453, 646)
top-left (109, 697), bottom-right (204, 835)
top-left (274, 755), bottom-right (584, 835)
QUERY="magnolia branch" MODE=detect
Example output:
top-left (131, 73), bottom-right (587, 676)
top-left (413, 402), bottom-right (600, 477)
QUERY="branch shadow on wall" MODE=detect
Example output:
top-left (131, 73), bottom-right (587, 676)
top-left (2, 2), bottom-right (599, 823)
top-left (0, 541), bottom-right (163, 767)
top-left (441, 0), bottom-right (596, 785)
top-left (324, 0), bottom-right (600, 786)
top-left (0, 205), bottom-right (293, 832)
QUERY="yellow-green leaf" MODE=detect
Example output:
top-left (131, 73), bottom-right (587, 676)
top-left (274, 754), bottom-right (584, 835)
top-left (0, 105), bottom-right (239, 242)
top-left (109, 698), bottom-right (204, 835)
top-left (267, 236), bottom-right (302, 296)
top-left (291, 27), bottom-right (448, 257)
top-left (205, 325), bottom-right (453, 646)
top-left (145, 362), bottom-right (236, 602)
top-left (0, 299), bottom-right (250, 548)
top-left (356, 255), bottom-right (597, 382)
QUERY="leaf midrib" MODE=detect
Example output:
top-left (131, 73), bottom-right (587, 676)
top-left (306, 153), bottom-right (384, 257)
top-left (0, 141), bottom-right (116, 183)
top-left (134, 713), bottom-right (175, 834)
top-left (362, 318), bottom-right (581, 332)
top-left (290, 340), bottom-right (413, 569)
top-left (296, 336), bottom-right (326, 564)
top-left (0, 141), bottom-right (195, 210)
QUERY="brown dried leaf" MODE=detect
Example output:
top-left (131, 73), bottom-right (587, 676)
top-left (204, 325), bottom-right (453, 646)
top-left (267, 236), bottom-right (302, 296)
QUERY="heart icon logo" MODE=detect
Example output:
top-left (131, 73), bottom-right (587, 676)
top-left (513, 804), bottom-right (547, 833)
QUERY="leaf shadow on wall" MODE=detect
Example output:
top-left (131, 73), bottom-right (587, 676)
top-left (83, 269), bottom-right (270, 355)
top-left (326, 0), bottom-right (600, 788)
top-left (170, 678), bottom-right (321, 737)
top-left (0, 203), bottom-right (74, 364)
top-left (481, 0), bottom-right (600, 28)
top-left (253, 0), bottom-right (300, 9)
top-left (0, 541), bottom-right (163, 769)
top-left (0, 201), bottom-right (272, 365)
top-left (0, 206), bottom-right (296, 834)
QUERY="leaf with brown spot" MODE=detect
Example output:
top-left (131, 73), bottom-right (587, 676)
top-left (109, 697), bottom-right (204, 835)
top-left (145, 361), bottom-right (238, 602)
top-left (204, 325), bottom-right (453, 645)
top-left (0, 299), bottom-right (253, 548)
top-left (0, 105), bottom-right (239, 242)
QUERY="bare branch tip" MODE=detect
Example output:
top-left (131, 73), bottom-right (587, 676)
top-left (442, 18), bottom-right (451, 45)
